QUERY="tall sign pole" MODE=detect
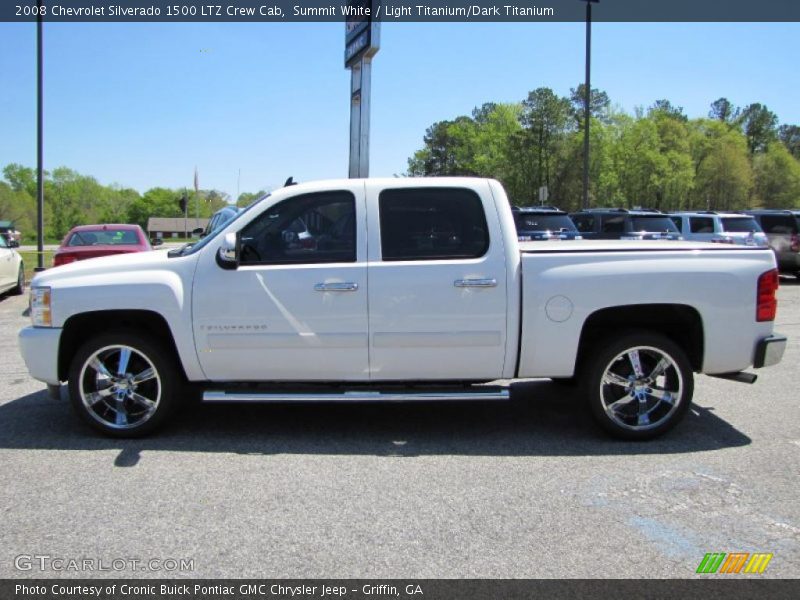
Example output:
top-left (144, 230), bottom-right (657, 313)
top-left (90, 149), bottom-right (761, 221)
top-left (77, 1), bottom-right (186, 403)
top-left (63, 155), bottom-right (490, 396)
top-left (581, 0), bottom-right (599, 209)
top-left (345, 1), bottom-right (380, 178)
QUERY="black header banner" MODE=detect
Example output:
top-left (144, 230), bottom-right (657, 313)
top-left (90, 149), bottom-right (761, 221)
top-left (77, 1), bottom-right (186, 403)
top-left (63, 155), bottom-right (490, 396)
top-left (3, 579), bottom-right (800, 600)
top-left (3, 0), bottom-right (800, 23)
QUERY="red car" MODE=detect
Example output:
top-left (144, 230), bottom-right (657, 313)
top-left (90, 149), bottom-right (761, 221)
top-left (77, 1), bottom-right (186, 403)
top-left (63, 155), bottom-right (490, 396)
top-left (53, 224), bottom-right (154, 267)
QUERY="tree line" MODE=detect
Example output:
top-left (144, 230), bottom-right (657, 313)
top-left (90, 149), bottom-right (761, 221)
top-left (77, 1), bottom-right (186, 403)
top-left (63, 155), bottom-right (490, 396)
top-left (407, 87), bottom-right (800, 212)
top-left (0, 165), bottom-right (237, 241)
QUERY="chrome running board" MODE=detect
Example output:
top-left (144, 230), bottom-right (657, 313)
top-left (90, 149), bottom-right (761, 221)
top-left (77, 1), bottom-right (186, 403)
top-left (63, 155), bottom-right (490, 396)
top-left (202, 388), bottom-right (510, 403)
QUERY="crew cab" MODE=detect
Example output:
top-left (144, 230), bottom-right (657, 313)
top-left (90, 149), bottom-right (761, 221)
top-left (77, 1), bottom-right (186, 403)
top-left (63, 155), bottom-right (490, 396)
top-left (18, 178), bottom-right (787, 440)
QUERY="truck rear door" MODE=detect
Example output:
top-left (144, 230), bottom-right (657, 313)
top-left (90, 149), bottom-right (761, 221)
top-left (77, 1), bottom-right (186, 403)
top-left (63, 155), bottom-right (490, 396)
top-left (365, 180), bottom-right (508, 380)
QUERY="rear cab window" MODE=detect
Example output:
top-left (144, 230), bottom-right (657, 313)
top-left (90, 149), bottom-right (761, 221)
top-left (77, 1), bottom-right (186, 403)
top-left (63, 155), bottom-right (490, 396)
top-left (514, 213), bottom-right (576, 232)
top-left (759, 215), bottom-right (798, 235)
top-left (630, 216), bottom-right (680, 233)
top-left (378, 188), bottom-right (489, 261)
top-left (721, 217), bottom-right (761, 233)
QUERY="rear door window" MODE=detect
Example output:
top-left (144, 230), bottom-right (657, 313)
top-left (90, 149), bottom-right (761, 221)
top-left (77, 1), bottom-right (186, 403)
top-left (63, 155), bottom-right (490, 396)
top-left (571, 214), bottom-right (595, 233)
top-left (759, 215), bottom-right (798, 235)
top-left (602, 216), bottom-right (625, 233)
top-left (379, 188), bottom-right (489, 261)
top-left (689, 217), bottom-right (714, 233)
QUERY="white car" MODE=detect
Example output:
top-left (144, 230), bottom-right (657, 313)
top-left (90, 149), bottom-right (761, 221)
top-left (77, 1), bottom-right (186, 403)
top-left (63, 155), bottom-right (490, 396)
top-left (0, 234), bottom-right (24, 296)
top-left (669, 212), bottom-right (768, 247)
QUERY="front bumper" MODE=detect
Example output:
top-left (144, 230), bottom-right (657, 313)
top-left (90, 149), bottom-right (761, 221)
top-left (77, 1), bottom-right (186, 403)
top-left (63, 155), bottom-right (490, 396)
top-left (18, 326), bottom-right (62, 385)
top-left (753, 334), bottom-right (787, 369)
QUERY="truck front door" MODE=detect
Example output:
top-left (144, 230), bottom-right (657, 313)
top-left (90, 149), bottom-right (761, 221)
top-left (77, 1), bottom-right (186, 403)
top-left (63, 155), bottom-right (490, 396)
top-left (192, 184), bottom-right (369, 381)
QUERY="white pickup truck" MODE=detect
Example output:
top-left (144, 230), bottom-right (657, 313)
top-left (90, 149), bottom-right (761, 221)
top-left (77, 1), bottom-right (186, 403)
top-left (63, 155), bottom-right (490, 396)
top-left (19, 178), bottom-right (787, 439)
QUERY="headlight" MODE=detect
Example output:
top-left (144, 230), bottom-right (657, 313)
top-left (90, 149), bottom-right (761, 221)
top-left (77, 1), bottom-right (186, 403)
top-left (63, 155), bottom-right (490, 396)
top-left (30, 287), bottom-right (52, 327)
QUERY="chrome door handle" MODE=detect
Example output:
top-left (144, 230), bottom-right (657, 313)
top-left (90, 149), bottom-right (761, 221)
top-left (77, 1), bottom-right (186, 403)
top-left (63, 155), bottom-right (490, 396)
top-left (454, 278), bottom-right (497, 288)
top-left (314, 282), bottom-right (359, 292)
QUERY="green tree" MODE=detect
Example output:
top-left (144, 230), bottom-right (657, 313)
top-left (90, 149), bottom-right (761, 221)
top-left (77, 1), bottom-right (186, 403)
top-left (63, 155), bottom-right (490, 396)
top-left (520, 88), bottom-right (573, 192)
top-left (649, 99), bottom-right (687, 122)
top-left (753, 143), bottom-right (800, 208)
top-left (127, 187), bottom-right (183, 230)
top-left (708, 98), bottom-right (740, 124)
top-left (2, 163), bottom-right (38, 197)
top-left (694, 128), bottom-right (753, 211)
top-left (569, 84), bottom-right (611, 126)
top-left (739, 103), bottom-right (778, 154)
top-left (778, 124), bottom-right (800, 159)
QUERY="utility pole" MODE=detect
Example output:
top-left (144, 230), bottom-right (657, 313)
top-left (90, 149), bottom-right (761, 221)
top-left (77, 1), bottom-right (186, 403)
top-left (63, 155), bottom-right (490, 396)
top-left (581, 0), bottom-right (599, 210)
top-left (193, 167), bottom-right (199, 231)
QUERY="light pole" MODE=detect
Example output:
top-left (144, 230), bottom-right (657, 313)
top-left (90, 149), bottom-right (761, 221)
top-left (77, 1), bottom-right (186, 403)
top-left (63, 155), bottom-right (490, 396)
top-left (36, 0), bottom-right (44, 269)
top-left (581, 0), bottom-right (599, 209)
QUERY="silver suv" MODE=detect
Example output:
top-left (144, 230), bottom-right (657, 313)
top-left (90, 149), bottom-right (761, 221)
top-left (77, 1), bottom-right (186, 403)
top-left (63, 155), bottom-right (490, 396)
top-left (669, 212), bottom-right (768, 247)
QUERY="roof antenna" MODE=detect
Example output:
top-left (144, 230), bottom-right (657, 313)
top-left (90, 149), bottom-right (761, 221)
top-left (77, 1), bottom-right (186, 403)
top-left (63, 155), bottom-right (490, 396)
top-left (284, 176), bottom-right (297, 187)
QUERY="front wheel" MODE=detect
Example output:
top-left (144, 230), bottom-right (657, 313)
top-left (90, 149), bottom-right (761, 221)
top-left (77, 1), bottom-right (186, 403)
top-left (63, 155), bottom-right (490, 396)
top-left (68, 331), bottom-right (179, 437)
top-left (583, 331), bottom-right (694, 440)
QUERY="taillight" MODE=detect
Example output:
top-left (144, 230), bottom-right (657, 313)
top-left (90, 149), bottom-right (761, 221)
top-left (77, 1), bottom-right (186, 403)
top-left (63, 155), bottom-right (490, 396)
top-left (790, 234), bottom-right (800, 253)
top-left (53, 254), bottom-right (76, 267)
top-left (756, 269), bottom-right (779, 322)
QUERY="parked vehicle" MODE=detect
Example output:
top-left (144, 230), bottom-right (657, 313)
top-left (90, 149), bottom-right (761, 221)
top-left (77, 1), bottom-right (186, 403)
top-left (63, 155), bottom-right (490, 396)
top-left (512, 206), bottom-right (582, 241)
top-left (668, 212), bottom-right (768, 247)
top-left (195, 205), bottom-right (240, 238)
top-left (20, 178), bottom-right (785, 440)
top-left (0, 220), bottom-right (21, 247)
top-left (53, 224), bottom-right (152, 267)
top-left (0, 233), bottom-right (24, 296)
top-left (570, 208), bottom-right (682, 241)
top-left (743, 210), bottom-right (800, 277)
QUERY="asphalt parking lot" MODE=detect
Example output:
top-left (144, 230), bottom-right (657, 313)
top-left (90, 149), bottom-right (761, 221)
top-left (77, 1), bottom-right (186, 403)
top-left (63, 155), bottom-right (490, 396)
top-left (0, 281), bottom-right (798, 579)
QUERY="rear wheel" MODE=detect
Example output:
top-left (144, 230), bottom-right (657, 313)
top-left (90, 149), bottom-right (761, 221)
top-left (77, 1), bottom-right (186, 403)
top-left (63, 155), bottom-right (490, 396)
top-left (583, 331), bottom-right (693, 440)
top-left (68, 331), bottom-right (179, 437)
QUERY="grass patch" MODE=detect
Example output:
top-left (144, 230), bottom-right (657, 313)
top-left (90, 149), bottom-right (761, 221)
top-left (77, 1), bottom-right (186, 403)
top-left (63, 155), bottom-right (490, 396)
top-left (19, 250), bottom-right (55, 282)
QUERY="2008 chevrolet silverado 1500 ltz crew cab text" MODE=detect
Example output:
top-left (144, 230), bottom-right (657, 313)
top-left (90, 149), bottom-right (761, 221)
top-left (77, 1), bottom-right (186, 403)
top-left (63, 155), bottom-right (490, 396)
top-left (19, 178), bottom-right (787, 439)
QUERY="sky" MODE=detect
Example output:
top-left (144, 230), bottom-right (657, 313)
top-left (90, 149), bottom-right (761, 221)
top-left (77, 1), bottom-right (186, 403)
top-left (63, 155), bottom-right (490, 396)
top-left (0, 21), bottom-right (797, 200)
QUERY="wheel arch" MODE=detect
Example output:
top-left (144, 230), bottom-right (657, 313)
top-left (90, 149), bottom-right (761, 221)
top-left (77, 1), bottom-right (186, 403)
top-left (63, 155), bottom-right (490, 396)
top-left (577, 304), bottom-right (704, 373)
top-left (58, 309), bottom-right (187, 382)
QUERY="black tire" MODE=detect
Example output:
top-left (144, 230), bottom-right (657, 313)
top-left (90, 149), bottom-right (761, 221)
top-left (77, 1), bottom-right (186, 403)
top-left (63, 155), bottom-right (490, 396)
top-left (582, 331), bottom-right (694, 440)
top-left (11, 264), bottom-right (24, 295)
top-left (550, 376), bottom-right (577, 387)
top-left (68, 330), bottom-right (180, 437)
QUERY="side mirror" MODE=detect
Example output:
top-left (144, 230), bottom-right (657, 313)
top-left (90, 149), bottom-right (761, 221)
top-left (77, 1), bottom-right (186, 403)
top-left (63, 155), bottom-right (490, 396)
top-left (9, 240), bottom-right (19, 248)
top-left (151, 238), bottom-right (163, 247)
top-left (217, 232), bottom-right (238, 269)
top-left (192, 227), bottom-right (204, 236)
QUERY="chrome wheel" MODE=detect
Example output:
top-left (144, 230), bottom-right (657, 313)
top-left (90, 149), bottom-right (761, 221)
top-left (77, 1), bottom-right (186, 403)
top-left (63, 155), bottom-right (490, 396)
top-left (78, 344), bottom-right (161, 430)
top-left (598, 345), bottom-right (684, 432)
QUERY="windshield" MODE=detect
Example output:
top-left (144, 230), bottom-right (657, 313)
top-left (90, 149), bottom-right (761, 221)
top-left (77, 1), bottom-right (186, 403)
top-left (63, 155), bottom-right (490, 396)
top-left (176, 194), bottom-right (269, 257)
top-left (514, 213), bottom-right (577, 232)
top-left (68, 229), bottom-right (141, 246)
top-left (721, 217), bottom-right (761, 233)
top-left (630, 217), bottom-right (680, 232)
